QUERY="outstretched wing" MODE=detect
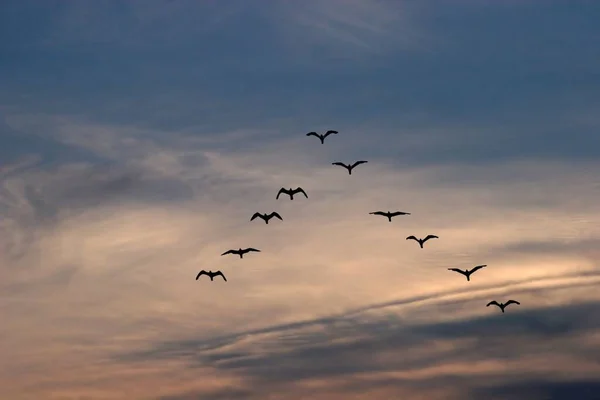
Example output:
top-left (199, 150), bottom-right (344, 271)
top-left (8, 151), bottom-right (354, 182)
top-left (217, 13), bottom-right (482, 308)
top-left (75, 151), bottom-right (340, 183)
top-left (350, 160), bottom-right (368, 169)
top-left (276, 187), bottom-right (289, 199)
top-left (214, 271), bottom-right (227, 282)
top-left (269, 212), bottom-right (283, 220)
top-left (332, 162), bottom-right (348, 168)
top-left (389, 211), bottom-right (410, 217)
top-left (370, 211), bottom-right (386, 216)
top-left (292, 187), bottom-right (308, 198)
top-left (505, 300), bottom-right (520, 307)
top-left (406, 235), bottom-right (418, 241)
top-left (221, 249), bottom-right (237, 256)
top-left (324, 130), bottom-right (338, 137)
top-left (306, 132), bottom-right (320, 138)
top-left (195, 270), bottom-right (208, 280)
top-left (470, 265), bottom-right (487, 274)
top-left (250, 212), bottom-right (264, 221)
top-left (244, 248), bottom-right (261, 253)
top-left (448, 268), bottom-right (467, 276)
top-left (486, 301), bottom-right (501, 308)
top-left (423, 235), bottom-right (439, 242)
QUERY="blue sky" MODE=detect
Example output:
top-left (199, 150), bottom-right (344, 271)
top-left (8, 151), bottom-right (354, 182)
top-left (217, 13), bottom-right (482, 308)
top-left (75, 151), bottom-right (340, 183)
top-left (2, 1), bottom-right (600, 399)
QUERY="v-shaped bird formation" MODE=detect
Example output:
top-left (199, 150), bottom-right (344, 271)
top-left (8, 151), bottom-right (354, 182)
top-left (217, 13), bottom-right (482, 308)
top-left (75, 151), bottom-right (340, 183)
top-left (196, 129), bottom-right (521, 314)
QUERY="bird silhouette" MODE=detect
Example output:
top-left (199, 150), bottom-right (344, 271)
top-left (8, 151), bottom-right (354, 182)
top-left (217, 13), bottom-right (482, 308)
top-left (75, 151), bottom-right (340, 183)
top-left (196, 270), bottom-right (227, 281)
top-left (306, 130), bottom-right (338, 144)
top-left (448, 265), bottom-right (487, 281)
top-left (406, 234), bottom-right (439, 248)
top-left (221, 248), bottom-right (261, 258)
top-left (486, 300), bottom-right (520, 313)
top-left (370, 211), bottom-right (411, 222)
top-left (332, 160), bottom-right (368, 175)
top-left (276, 187), bottom-right (308, 200)
top-left (251, 212), bottom-right (283, 224)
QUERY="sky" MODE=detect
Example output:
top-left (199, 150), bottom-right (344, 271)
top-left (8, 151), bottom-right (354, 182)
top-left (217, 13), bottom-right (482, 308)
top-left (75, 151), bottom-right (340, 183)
top-left (1, 1), bottom-right (600, 399)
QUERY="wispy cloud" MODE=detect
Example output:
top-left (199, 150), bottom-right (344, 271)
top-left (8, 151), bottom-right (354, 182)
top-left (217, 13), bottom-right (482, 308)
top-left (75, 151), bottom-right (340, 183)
top-left (2, 114), bottom-right (600, 398)
top-left (2, 1), bottom-right (600, 399)
top-left (262, 0), bottom-right (434, 63)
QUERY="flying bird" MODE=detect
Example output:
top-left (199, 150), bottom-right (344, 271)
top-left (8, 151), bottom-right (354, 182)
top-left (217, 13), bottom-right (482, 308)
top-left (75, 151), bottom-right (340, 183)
top-left (486, 300), bottom-right (520, 313)
top-left (221, 248), bottom-right (261, 258)
top-left (332, 160), bottom-right (368, 175)
top-left (251, 212), bottom-right (283, 224)
top-left (276, 187), bottom-right (308, 200)
top-left (195, 270), bottom-right (227, 281)
top-left (406, 234), bottom-right (439, 248)
top-left (306, 130), bottom-right (338, 144)
top-left (370, 211), bottom-right (411, 222)
top-left (448, 265), bottom-right (487, 281)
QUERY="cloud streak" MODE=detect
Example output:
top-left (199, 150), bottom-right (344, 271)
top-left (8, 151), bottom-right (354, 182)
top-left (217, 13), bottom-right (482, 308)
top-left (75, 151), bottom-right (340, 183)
top-left (2, 113), bottom-right (600, 399)
top-left (2, 2), bottom-right (600, 399)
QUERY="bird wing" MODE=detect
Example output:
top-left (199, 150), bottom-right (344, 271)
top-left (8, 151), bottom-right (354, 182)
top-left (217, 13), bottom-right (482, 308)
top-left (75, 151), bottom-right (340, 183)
top-left (269, 212), bottom-right (283, 220)
top-left (423, 235), bottom-right (439, 241)
top-left (505, 300), bottom-right (520, 306)
top-left (486, 301), bottom-right (501, 307)
top-left (214, 271), bottom-right (227, 281)
top-left (292, 187), bottom-right (308, 197)
top-left (406, 236), bottom-right (418, 241)
top-left (470, 265), bottom-right (487, 274)
top-left (245, 248), bottom-right (261, 253)
top-left (389, 211), bottom-right (410, 216)
top-left (276, 187), bottom-right (288, 199)
top-left (350, 160), bottom-right (368, 168)
top-left (250, 212), bottom-right (263, 221)
top-left (448, 268), bottom-right (467, 275)
top-left (324, 130), bottom-right (338, 136)
top-left (306, 132), bottom-right (319, 138)
top-left (221, 250), bottom-right (236, 256)
top-left (332, 162), bottom-right (348, 168)
top-left (195, 270), bottom-right (208, 280)
top-left (370, 211), bottom-right (386, 216)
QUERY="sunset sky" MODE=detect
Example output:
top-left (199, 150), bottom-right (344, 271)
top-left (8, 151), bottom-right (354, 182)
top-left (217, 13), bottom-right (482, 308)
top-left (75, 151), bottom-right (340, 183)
top-left (2, 1), bottom-right (600, 399)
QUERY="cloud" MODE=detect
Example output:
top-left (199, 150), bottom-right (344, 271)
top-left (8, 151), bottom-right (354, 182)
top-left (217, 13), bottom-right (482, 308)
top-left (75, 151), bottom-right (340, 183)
top-left (261, 0), bottom-right (434, 64)
top-left (2, 111), bottom-right (600, 399)
top-left (119, 282), bottom-right (600, 399)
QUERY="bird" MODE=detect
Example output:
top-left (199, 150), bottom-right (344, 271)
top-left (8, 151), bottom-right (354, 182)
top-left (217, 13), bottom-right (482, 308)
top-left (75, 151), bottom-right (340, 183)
top-left (221, 248), bottom-right (261, 258)
top-left (251, 212), bottom-right (283, 224)
top-left (196, 270), bottom-right (227, 281)
top-left (448, 265), bottom-right (487, 281)
top-left (332, 160), bottom-right (368, 175)
top-left (369, 211), bottom-right (411, 222)
top-left (276, 187), bottom-right (308, 200)
top-left (406, 234), bottom-right (439, 248)
top-left (486, 300), bottom-right (520, 313)
top-left (306, 130), bottom-right (338, 144)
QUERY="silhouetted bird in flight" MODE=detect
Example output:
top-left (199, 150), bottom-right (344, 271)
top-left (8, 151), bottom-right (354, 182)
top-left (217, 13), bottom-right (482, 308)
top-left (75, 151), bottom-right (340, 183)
top-left (370, 211), bottom-right (411, 222)
top-left (487, 300), bottom-right (520, 313)
top-left (306, 130), bottom-right (338, 144)
top-left (276, 187), bottom-right (308, 200)
top-left (332, 160), bottom-right (368, 175)
top-left (251, 212), bottom-right (283, 224)
top-left (448, 265), bottom-right (487, 281)
top-left (406, 234), bottom-right (438, 248)
top-left (196, 270), bottom-right (227, 281)
top-left (221, 248), bottom-right (261, 258)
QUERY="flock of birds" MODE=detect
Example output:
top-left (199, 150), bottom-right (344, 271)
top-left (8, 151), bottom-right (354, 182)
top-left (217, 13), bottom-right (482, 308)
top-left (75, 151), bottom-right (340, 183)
top-left (196, 130), bottom-right (521, 314)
